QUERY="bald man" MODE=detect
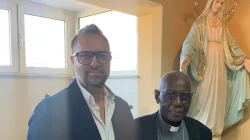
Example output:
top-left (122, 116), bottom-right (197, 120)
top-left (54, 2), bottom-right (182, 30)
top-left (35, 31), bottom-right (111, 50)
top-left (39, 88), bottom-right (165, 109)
top-left (135, 71), bottom-right (212, 140)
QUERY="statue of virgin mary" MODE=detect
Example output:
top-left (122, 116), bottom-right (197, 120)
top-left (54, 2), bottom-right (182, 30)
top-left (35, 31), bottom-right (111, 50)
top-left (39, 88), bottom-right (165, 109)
top-left (180, 0), bottom-right (250, 139)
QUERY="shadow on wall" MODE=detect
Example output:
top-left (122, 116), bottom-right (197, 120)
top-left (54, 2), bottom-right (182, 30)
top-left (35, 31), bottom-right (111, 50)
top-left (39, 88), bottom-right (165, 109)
top-left (183, 13), bottom-right (197, 28)
top-left (172, 13), bottom-right (197, 71)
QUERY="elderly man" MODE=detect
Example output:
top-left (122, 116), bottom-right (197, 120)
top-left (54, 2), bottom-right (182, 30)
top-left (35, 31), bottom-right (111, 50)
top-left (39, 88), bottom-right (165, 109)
top-left (27, 24), bottom-right (135, 140)
top-left (135, 71), bottom-right (212, 140)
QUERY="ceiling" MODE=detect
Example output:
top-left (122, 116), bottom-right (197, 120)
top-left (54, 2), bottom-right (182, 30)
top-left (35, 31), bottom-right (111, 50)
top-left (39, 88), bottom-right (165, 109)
top-left (24, 0), bottom-right (160, 15)
top-left (25, 0), bottom-right (91, 11)
top-left (77, 0), bottom-right (160, 16)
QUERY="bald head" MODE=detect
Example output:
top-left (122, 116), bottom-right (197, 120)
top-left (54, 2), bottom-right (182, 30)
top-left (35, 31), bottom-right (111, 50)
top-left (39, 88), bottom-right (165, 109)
top-left (159, 71), bottom-right (191, 93)
top-left (155, 71), bottom-right (192, 124)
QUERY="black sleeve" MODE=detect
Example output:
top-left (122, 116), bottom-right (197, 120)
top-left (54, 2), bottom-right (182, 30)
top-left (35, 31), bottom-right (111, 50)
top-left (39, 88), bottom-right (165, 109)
top-left (27, 99), bottom-right (53, 140)
top-left (113, 96), bottom-right (137, 140)
top-left (121, 99), bottom-right (136, 139)
top-left (201, 125), bottom-right (212, 140)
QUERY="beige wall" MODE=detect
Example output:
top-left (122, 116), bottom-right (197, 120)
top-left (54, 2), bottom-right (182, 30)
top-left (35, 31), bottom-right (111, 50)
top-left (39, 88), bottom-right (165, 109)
top-left (0, 77), bottom-right (71, 140)
top-left (137, 6), bottom-right (161, 115)
top-left (159, 0), bottom-right (194, 72)
top-left (226, 0), bottom-right (250, 56)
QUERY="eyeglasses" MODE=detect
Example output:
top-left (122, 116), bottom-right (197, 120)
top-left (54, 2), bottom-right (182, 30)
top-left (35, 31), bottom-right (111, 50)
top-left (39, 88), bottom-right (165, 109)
top-left (161, 91), bottom-right (193, 103)
top-left (73, 51), bottom-right (112, 65)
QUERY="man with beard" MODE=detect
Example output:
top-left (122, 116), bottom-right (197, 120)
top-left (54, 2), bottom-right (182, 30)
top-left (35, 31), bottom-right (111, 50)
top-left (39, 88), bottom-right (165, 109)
top-left (135, 71), bottom-right (212, 140)
top-left (27, 24), bottom-right (135, 140)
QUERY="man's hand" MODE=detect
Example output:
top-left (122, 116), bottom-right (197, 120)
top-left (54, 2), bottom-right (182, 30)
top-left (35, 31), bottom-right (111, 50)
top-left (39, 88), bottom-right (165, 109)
top-left (180, 55), bottom-right (191, 73)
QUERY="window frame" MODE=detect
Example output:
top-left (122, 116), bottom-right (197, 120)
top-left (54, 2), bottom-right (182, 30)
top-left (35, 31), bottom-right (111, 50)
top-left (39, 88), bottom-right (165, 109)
top-left (18, 2), bottom-right (74, 75)
top-left (77, 11), bottom-right (138, 76)
top-left (0, 1), bottom-right (19, 73)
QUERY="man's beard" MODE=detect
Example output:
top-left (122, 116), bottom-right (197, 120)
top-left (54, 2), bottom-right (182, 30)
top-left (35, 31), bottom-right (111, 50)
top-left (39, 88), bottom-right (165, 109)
top-left (85, 75), bottom-right (107, 87)
top-left (75, 71), bottom-right (109, 87)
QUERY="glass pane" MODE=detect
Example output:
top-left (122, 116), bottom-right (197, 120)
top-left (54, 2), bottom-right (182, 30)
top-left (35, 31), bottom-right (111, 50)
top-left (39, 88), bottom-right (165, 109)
top-left (0, 9), bottom-right (11, 66)
top-left (24, 14), bottom-right (66, 68)
top-left (79, 11), bottom-right (137, 71)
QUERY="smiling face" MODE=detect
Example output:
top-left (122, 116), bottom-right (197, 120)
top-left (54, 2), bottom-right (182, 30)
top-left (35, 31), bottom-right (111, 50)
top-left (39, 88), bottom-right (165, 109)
top-left (155, 72), bottom-right (192, 123)
top-left (211, 0), bottom-right (224, 14)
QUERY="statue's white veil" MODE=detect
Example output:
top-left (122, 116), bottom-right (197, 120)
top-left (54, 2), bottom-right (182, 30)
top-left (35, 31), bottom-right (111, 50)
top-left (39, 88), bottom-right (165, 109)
top-left (197, 0), bottom-right (225, 19)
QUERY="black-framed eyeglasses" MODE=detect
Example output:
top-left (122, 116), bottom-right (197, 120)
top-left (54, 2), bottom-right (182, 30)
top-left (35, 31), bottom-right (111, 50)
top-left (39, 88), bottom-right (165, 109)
top-left (73, 51), bottom-right (112, 65)
top-left (161, 90), bottom-right (193, 103)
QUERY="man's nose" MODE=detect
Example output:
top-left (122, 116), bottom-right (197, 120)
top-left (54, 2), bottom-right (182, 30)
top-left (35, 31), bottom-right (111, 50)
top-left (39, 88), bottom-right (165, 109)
top-left (173, 96), bottom-right (182, 105)
top-left (90, 56), bottom-right (100, 67)
top-left (177, 96), bottom-right (181, 103)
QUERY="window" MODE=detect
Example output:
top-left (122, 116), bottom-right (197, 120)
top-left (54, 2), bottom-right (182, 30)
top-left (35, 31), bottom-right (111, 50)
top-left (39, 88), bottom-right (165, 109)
top-left (18, 2), bottom-right (74, 75)
top-left (79, 11), bottom-right (138, 74)
top-left (0, 1), bottom-right (18, 73)
top-left (0, 9), bottom-right (10, 66)
top-left (24, 15), bottom-right (66, 69)
top-left (0, 1), bottom-right (74, 75)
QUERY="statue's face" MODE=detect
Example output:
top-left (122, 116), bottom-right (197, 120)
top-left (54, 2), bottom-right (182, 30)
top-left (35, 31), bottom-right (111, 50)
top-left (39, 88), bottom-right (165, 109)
top-left (211, 0), bottom-right (224, 14)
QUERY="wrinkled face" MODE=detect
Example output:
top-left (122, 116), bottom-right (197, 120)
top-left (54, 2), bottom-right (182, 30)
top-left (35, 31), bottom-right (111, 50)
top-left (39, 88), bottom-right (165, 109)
top-left (155, 79), bottom-right (192, 123)
top-left (211, 0), bottom-right (224, 14)
top-left (70, 34), bottom-right (111, 87)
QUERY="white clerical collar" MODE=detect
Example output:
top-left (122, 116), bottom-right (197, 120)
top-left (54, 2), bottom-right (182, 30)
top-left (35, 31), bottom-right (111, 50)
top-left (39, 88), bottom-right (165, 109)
top-left (170, 125), bottom-right (179, 132)
top-left (157, 111), bottom-right (182, 133)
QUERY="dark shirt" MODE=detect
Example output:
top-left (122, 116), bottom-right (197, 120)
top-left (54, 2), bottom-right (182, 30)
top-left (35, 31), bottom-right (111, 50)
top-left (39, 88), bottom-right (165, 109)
top-left (157, 111), bottom-right (189, 140)
top-left (135, 111), bottom-right (212, 140)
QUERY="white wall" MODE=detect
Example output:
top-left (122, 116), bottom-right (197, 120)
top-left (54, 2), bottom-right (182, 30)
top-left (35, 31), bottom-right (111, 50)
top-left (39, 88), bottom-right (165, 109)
top-left (106, 77), bottom-right (138, 118)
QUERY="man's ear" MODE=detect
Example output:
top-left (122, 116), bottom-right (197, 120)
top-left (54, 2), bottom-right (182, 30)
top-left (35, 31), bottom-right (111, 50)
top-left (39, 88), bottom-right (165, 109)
top-left (154, 89), bottom-right (160, 104)
top-left (70, 56), bottom-right (75, 65)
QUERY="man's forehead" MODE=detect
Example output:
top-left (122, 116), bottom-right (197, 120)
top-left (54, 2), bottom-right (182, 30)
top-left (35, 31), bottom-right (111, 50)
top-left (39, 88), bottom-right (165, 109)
top-left (165, 80), bottom-right (186, 87)
top-left (160, 79), bottom-right (190, 92)
top-left (76, 34), bottom-right (109, 51)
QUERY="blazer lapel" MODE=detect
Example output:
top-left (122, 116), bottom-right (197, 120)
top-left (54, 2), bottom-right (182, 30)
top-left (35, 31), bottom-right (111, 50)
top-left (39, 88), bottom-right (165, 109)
top-left (150, 112), bottom-right (159, 140)
top-left (184, 117), bottom-right (199, 140)
top-left (68, 79), bottom-right (102, 140)
top-left (138, 111), bottom-right (158, 140)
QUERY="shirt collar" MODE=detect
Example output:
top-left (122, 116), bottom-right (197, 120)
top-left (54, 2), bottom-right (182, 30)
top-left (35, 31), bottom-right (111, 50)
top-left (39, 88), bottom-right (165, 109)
top-left (76, 79), bottom-right (115, 106)
top-left (157, 111), bottom-right (182, 133)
